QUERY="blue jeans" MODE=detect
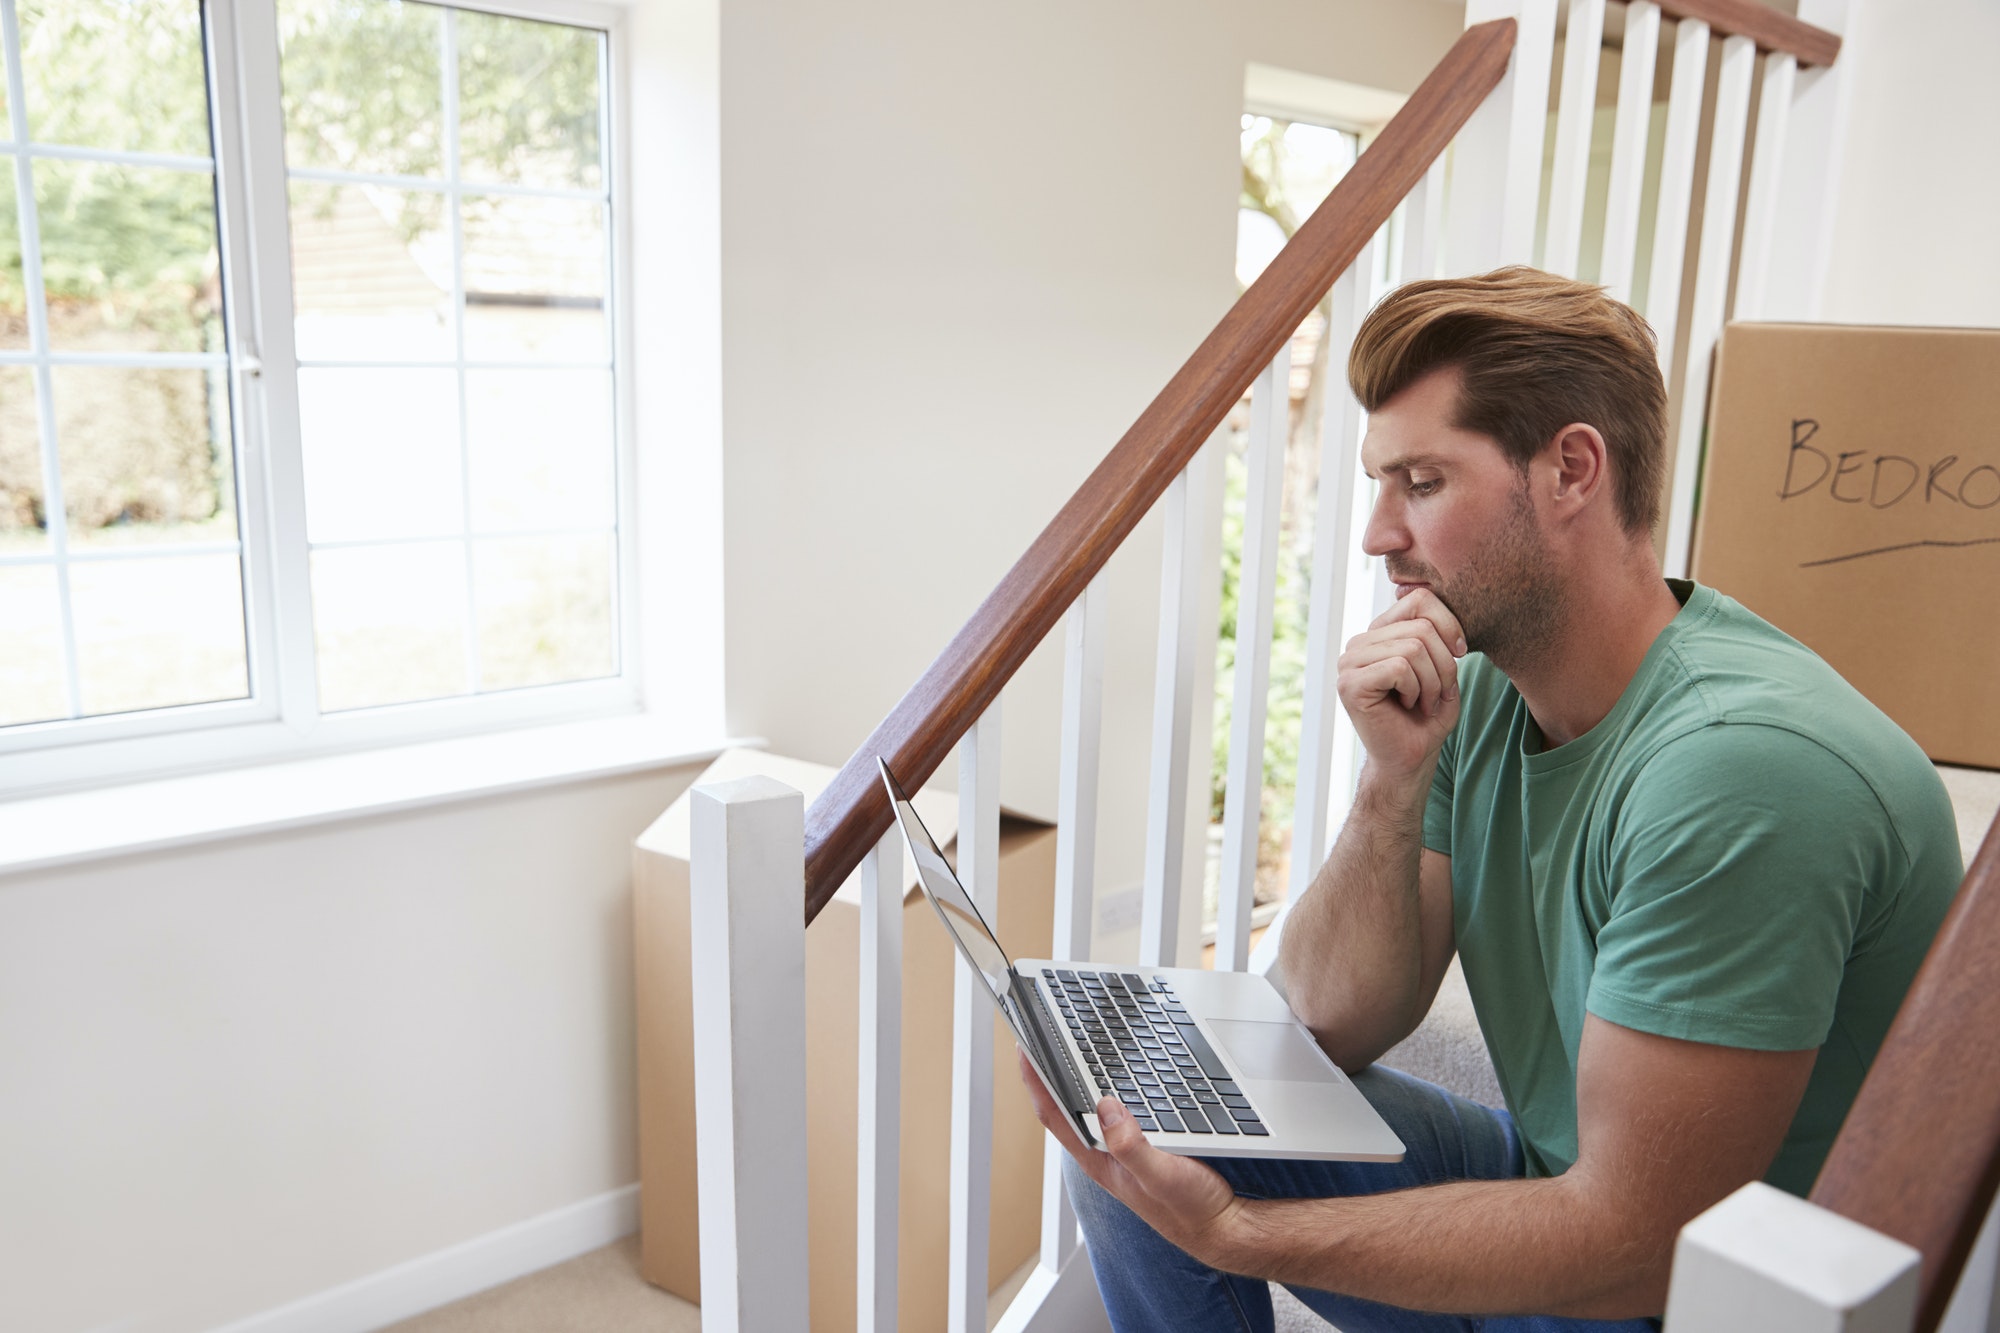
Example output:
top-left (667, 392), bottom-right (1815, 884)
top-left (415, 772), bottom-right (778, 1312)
top-left (1064, 1065), bottom-right (1662, 1333)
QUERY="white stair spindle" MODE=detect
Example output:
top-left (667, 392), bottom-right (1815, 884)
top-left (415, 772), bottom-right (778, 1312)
top-left (1598, 0), bottom-right (1661, 305)
top-left (1451, 0), bottom-right (1558, 273)
top-left (1400, 158), bottom-right (1445, 286)
top-left (1290, 247), bottom-right (1373, 905)
top-left (1216, 351), bottom-right (1291, 973)
top-left (1336, 375), bottom-right (1393, 815)
top-left (1662, 1183), bottom-right (1919, 1332)
top-left (949, 706), bottom-right (1001, 1333)
top-left (1543, 0), bottom-right (1606, 278)
top-left (1141, 438), bottom-right (1219, 969)
top-left (1660, 32), bottom-right (1755, 579)
top-left (858, 829), bottom-right (903, 1333)
top-left (689, 777), bottom-right (809, 1333)
top-left (1734, 51), bottom-right (1798, 321)
top-left (1043, 580), bottom-right (1104, 1268)
top-left (1747, 0), bottom-right (1852, 322)
top-left (1642, 15), bottom-right (1712, 381)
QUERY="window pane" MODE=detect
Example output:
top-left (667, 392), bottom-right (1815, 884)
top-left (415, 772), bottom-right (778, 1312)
top-left (275, 0), bottom-right (622, 725)
top-left (0, 565), bottom-right (65, 724)
top-left (36, 160), bottom-right (222, 354)
top-left (466, 368), bottom-right (611, 533)
top-left (71, 553), bottom-right (248, 716)
top-left (456, 10), bottom-right (602, 191)
top-left (312, 540), bottom-right (467, 711)
top-left (0, 168), bottom-right (26, 351)
top-left (0, 366), bottom-right (46, 553)
top-left (288, 180), bottom-right (452, 361)
top-left (298, 366), bottom-right (459, 542)
top-left (474, 533), bottom-right (612, 691)
top-left (20, 0), bottom-right (211, 158)
top-left (278, 0), bottom-right (444, 179)
top-left (53, 366), bottom-right (237, 548)
top-left (461, 194), bottom-right (605, 362)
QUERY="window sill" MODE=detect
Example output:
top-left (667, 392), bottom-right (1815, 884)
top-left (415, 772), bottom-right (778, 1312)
top-left (0, 713), bottom-right (751, 879)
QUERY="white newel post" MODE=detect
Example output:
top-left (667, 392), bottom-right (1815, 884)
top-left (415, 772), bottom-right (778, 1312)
top-left (1663, 1183), bottom-right (1919, 1333)
top-left (688, 776), bottom-right (809, 1333)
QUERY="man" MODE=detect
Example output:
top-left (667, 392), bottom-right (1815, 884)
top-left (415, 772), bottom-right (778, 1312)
top-left (1025, 267), bottom-right (1963, 1331)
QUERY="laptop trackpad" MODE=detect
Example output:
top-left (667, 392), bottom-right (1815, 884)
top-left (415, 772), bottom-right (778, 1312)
top-left (1208, 1019), bottom-right (1340, 1084)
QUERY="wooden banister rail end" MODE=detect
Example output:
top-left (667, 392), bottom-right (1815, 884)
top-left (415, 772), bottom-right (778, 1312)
top-left (1654, 1), bottom-right (1842, 67)
top-left (1811, 810), bottom-right (2000, 1333)
top-left (796, 19), bottom-right (1520, 923)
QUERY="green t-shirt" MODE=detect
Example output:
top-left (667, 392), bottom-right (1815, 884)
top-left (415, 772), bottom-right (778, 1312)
top-left (1422, 580), bottom-right (1961, 1196)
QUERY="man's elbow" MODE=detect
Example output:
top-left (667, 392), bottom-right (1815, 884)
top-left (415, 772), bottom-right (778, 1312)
top-left (1543, 1182), bottom-right (1679, 1321)
top-left (1303, 1006), bottom-right (1421, 1076)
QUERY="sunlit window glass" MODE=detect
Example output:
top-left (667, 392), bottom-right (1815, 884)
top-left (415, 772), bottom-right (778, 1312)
top-left (0, 0), bottom-right (247, 729)
top-left (278, 0), bottom-right (617, 712)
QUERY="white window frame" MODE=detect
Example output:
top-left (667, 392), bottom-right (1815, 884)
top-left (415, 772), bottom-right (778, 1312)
top-left (0, 0), bottom-right (644, 800)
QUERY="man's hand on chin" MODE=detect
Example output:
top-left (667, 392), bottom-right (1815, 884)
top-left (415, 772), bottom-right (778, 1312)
top-left (1017, 1051), bottom-right (1252, 1270)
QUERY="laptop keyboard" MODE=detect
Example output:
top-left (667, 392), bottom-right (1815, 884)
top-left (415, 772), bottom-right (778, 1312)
top-left (1041, 968), bottom-right (1269, 1137)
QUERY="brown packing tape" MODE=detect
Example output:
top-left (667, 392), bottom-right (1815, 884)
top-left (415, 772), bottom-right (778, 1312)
top-left (633, 749), bottom-right (1059, 1332)
top-left (1690, 322), bottom-right (2000, 768)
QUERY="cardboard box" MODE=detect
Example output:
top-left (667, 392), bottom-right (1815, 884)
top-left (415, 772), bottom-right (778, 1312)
top-left (634, 749), bottom-right (1059, 1332)
top-left (1690, 322), bottom-right (2000, 769)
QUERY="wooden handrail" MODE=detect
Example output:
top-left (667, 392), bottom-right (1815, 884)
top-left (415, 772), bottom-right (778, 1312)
top-left (1811, 810), bottom-right (2000, 1332)
top-left (797, 19), bottom-right (1519, 923)
top-left (1655, 1), bottom-right (1841, 67)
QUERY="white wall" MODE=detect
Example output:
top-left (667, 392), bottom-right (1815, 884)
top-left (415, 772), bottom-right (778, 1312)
top-left (0, 765), bottom-right (702, 1332)
top-left (1821, 0), bottom-right (2000, 327)
top-left (0, 4), bottom-right (1470, 1327)
top-left (717, 0), bottom-right (1464, 919)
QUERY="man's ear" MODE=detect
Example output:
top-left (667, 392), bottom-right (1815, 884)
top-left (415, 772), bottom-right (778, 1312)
top-left (1547, 423), bottom-right (1609, 521)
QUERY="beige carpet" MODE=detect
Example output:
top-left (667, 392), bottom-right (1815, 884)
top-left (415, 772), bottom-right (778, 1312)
top-left (381, 1238), bottom-right (698, 1333)
top-left (383, 1240), bottom-right (1036, 1333)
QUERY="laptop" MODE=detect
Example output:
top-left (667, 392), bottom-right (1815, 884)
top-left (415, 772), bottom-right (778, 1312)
top-left (878, 757), bottom-right (1404, 1162)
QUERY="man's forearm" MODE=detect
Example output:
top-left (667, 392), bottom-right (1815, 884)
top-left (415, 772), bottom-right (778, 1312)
top-left (1217, 1174), bottom-right (1664, 1320)
top-left (1278, 760), bottom-right (1436, 1069)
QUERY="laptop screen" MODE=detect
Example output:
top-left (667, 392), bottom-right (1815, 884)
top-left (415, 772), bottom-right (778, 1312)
top-left (876, 758), bottom-right (1013, 1005)
top-left (876, 757), bottom-right (1097, 1145)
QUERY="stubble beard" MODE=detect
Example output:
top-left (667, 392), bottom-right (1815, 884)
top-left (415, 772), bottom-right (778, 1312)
top-left (1387, 480), bottom-right (1570, 675)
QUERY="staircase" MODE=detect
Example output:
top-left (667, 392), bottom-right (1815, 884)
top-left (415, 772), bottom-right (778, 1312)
top-left (681, 3), bottom-right (2000, 1330)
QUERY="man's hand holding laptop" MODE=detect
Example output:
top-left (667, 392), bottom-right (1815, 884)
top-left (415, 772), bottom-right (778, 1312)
top-left (1018, 1049), bottom-right (1253, 1269)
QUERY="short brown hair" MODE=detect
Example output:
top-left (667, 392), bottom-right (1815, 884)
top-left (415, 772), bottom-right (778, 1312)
top-left (1348, 266), bottom-right (1667, 534)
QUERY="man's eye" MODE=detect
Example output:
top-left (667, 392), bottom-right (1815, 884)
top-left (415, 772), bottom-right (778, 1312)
top-left (1408, 478), bottom-right (1441, 496)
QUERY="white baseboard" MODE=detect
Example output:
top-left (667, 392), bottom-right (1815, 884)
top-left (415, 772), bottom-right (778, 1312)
top-left (208, 1184), bottom-right (641, 1333)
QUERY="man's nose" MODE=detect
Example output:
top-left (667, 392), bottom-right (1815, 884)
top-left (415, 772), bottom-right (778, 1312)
top-left (1361, 493), bottom-right (1404, 558)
